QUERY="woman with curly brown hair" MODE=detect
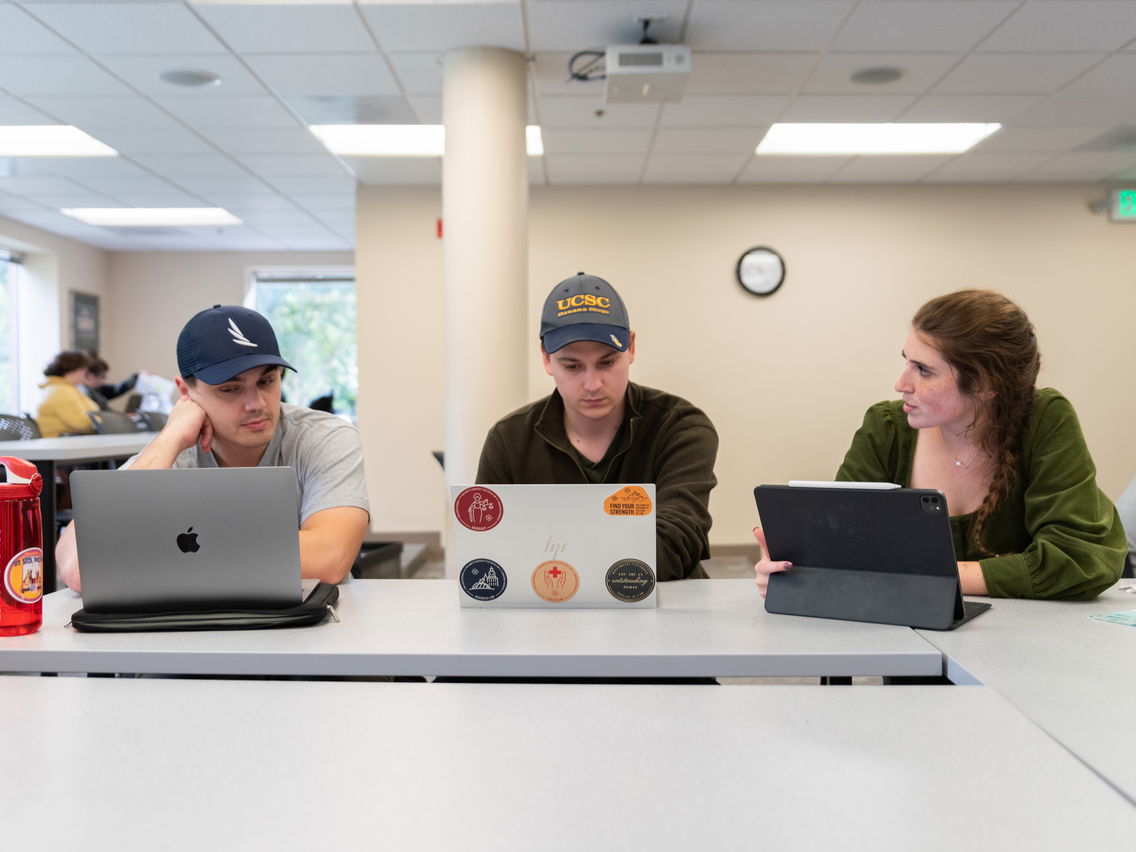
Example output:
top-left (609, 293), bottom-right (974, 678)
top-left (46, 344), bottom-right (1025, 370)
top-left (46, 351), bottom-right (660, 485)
top-left (755, 290), bottom-right (1125, 601)
top-left (36, 350), bottom-right (98, 438)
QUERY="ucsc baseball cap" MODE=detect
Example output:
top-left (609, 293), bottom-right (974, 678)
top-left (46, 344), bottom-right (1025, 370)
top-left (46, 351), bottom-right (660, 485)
top-left (539, 272), bottom-right (631, 353)
top-left (176, 305), bottom-right (295, 385)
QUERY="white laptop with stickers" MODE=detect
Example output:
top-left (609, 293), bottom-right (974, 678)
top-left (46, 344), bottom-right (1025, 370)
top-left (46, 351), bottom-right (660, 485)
top-left (449, 483), bottom-right (657, 608)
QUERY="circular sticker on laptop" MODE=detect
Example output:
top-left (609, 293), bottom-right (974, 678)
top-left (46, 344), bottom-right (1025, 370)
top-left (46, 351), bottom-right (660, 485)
top-left (454, 487), bottom-right (503, 532)
top-left (531, 560), bottom-right (579, 603)
top-left (459, 559), bottom-right (507, 601)
top-left (605, 558), bottom-right (655, 603)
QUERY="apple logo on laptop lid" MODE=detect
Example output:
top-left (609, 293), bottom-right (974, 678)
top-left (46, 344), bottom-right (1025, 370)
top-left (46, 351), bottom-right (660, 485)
top-left (176, 527), bottom-right (200, 554)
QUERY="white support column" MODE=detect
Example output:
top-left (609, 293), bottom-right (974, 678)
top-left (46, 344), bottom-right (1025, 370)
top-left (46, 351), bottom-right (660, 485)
top-left (442, 47), bottom-right (530, 487)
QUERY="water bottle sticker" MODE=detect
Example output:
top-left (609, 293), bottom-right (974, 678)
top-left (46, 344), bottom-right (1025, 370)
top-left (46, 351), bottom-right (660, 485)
top-left (4, 548), bottom-right (43, 604)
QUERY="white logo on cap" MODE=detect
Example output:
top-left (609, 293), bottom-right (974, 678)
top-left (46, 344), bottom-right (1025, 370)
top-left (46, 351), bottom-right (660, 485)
top-left (228, 318), bottom-right (258, 348)
top-left (610, 333), bottom-right (622, 348)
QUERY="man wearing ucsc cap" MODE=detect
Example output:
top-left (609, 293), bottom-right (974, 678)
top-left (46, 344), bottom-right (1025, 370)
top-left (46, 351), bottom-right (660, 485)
top-left (477, 273), bottom-right (718, 581)
top-left (57, 305), bottom-right (370, 593)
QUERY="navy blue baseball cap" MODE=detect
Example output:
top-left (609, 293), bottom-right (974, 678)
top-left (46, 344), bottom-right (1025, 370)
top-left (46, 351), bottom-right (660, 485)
top-left (176, 305), bottom-right (295, 385)
top-left (540, 273), bottom-right (631, 354)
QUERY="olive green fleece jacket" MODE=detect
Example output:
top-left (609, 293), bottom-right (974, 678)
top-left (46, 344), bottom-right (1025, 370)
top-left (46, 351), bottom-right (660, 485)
top-left (476, 382), bottom-right (718, 581)
top-left (836, 388), bottom-right (1124, 600)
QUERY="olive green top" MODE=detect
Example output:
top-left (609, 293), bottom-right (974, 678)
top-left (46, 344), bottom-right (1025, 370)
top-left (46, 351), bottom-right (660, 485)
top-left (835, 388), bottom-right (1125, 600)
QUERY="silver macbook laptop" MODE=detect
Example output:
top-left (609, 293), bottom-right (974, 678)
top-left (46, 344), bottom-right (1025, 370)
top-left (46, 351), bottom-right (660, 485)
top-left (449, 483), bottom-right (657, 608)
top-left (71, 467), bottom-right (303, 613)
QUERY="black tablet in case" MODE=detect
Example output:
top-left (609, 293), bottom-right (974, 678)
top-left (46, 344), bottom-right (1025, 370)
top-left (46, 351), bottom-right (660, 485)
top-left (754, 483), bottom-right (991, 631)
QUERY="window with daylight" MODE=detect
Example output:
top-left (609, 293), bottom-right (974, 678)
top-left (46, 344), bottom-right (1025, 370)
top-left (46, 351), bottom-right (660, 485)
top-left (246, 270), bottom-right (358, 419)
top-left (0, 250), bottom-right (22, 413)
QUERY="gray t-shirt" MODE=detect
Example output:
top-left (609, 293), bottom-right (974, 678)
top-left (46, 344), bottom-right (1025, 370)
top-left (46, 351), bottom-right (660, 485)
top-left (125, 404), bottom-right (369, 526)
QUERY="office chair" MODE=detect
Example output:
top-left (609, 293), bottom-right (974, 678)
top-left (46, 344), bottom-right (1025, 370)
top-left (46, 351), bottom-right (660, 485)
top-left (0, 413), bottom-right (42, 441)
top-left (88, 410), bottom-right (146, 435)
top-left (139, 411), bottom-right (168, 431)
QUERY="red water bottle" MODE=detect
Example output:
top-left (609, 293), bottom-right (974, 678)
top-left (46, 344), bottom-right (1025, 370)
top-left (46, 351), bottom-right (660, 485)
top-left (0, 456), bottom-right (44, 636)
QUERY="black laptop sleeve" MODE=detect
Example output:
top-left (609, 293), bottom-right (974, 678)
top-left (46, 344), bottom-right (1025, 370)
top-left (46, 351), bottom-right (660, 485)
top-left (69, 582), bottom-right (339, 633)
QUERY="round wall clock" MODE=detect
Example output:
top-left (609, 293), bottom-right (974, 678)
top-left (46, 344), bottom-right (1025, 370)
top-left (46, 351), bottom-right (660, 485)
top-left (736, 247), bottom-right (785, 296)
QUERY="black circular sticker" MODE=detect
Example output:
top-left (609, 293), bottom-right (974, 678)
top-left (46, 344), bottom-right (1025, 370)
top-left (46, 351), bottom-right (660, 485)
top-left (460, 558), bottom-right (507, 601)
top-left (605, 558), bottom-right (656, 602)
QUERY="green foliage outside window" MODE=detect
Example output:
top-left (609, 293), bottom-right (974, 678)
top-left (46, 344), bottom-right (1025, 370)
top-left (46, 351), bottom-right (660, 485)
top-left (252, 279), bottom-right (357, 418)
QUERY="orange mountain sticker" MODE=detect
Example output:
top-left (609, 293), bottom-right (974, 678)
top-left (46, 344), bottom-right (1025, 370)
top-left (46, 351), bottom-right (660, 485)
top-left (604, 486), bottom-right (652, 517)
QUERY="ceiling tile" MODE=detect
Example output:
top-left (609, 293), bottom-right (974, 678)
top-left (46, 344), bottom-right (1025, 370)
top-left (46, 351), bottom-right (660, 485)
top-left (21, 156), bottom-right (150, 179)
top-left (359, 1), bottom-right (525, 52)
top-left (193, 2), bottom-right (376, 54)
top-left (687, 1), bottom-right (854, 51)
top-left (99, 54), bottom-right (270, 97)
top-left (641, 153), bottom-right (749, 184)
top-left (237, 154), bottom-right (348, 178)
top-left (24, 96), bottom-right (183, 129)
top-left (525, 0), bottom-right (685, 51)
top-left (243, 53), bottom-right (400, 97)
top-left (129, 153), bottom-right (251, 178)
top-left (900, 94), bottom-right (1041, 122)
top-left (0, 95), bottom-right (57, 124)
top-left (542, 128), bottom-right (653, 155)
top-left (979, 1), bottom-right (1136, 52)
top-left (922, 151), bottom-right (1055, 182)
top-left (198, 127), bottom-right (327, 156)
top-left (266, 175), bottom-right (357, 195)
top-left (203, 194), bottom-right (304, 216)
top-left (531, 52), bottom-right (606, 97)
top-left (408, 96), bottom-right (442, 123)
top-left (779, 94), bottom-right (914, 122)
top-left (973, 125), bottom-right (1111, 154)
top-left (153, 96), bottom-right (300, 128)
top-left (281, 190), bottom-right (358, 210)
top-left (0, 174), bottom-right (94, 194)
top-left (387, 52), bottom-right (444, 96)
top-left (173, 173), bottom-right (275, 195)
top-left (26, 2), bottom-right (227, 55)
top-left (0, 5), bottom-right (78, 55)
top-left (284, 94), bottom-right (416, 125)
top-left (652, 128), bottom-right (762, 155)
top-left (686, 53), bottom-right (819, 95)
top-left (660, 95), bottom-right (787, 128)
top-left (87, 126), bottom-right (217, 155)
top-left (1008, 93), bottom-right (1136, 126)
top-left (829, 155), bottom-right (954, 182)
top-left (108, 190), bottom-right (205, 206)
top-left (0, 56), bottom-right (132, 96)
top-left (539, 97), bottom-right (660, 129)
top-left (934, 53), bottom-right (1104, 95)
top-left (0, 196), bottom-right (55, 215)
top-left (544, 153), bottom-right (644, 184)
top-left (803, 53), bottom-right (963, 94)
top-left (736, 156), bottom-right (851, 183)
top-left (1024, 150), bottom-right (1136, 180)
top-left (833, 1), bottom-right (1018, 52)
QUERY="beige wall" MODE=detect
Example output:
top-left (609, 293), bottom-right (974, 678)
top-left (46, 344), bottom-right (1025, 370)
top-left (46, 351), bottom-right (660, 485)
top-left (103, 250), bottom-right (353, 381)
top-left (0, 215), bottom-right (109, 413)
top-left (358, 183), bottom-right (1136, 549)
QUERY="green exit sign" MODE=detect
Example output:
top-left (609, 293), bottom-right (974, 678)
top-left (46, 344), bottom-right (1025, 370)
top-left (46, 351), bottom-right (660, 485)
top-left (1110, 189), bottom-right (1136, 222)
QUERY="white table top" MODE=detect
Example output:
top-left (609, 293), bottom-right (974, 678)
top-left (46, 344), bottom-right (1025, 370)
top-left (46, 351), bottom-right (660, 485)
top-left (920, 583), bottom-right (1136, 805)
top-left (0, 579), bottom-right (945, 677)
top-left (0, 432), bottom-right (152, 463)
top-left (3, 677), bottom-right (1133, 850)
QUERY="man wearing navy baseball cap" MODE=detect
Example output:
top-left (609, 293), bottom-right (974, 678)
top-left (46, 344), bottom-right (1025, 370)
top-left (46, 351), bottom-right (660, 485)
top-left (57, 305), bottom-right (370, 593)
top-left (477, 273), bottom-right (718, 581)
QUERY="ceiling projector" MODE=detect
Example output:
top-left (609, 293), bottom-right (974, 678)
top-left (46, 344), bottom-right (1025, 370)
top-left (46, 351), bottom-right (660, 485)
top-left (603, 44), bottom-right (691, 104)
